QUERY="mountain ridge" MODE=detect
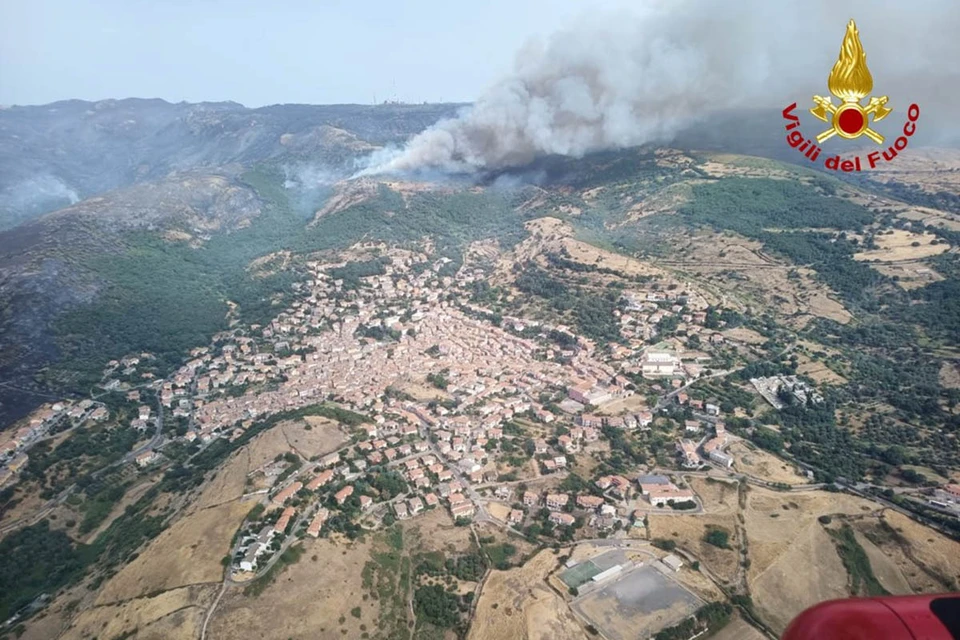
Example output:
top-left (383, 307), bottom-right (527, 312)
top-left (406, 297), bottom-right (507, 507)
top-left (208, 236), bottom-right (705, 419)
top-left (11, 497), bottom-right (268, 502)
top-left (0, 99), bottom-right (466, 230)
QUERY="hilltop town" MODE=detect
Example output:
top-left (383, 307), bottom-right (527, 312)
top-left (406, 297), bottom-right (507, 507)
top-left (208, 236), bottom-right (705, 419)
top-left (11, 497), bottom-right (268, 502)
top-left (2, 139), bottom-right (960, 640)
top-left (0, 254), bottom-right (734, 573)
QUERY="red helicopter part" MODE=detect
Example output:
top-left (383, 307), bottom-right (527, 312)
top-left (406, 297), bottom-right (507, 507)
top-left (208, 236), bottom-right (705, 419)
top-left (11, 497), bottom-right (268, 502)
top-left (782, 594), bottom-right (960, 640)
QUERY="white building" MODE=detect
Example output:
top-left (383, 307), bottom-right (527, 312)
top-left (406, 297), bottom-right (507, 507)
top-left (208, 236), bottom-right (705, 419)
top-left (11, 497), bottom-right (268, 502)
top-left (239, 543), bottom-right (260, 572)
top-left (591, 565), bottom-right (623, 583)
top-left (709, 450), bottom-right (734, 468)
top-left (641, 352), bottom-right (682, 377)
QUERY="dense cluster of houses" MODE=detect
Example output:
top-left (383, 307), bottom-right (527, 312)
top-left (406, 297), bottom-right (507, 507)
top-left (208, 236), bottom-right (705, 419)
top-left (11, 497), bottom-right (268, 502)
top-left (134, 247), bottom-right (740, 467)
top-left (154, 253), bottom-right (636, 452)
top-left (91, 251), bottom-right (744, 562)
top-left (496, 469), bottom-right (701, 534)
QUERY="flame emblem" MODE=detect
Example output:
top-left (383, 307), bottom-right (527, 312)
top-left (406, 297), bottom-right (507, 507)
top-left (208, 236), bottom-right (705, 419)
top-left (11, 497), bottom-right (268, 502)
top-left (810, 20), bottom-right (892, 144)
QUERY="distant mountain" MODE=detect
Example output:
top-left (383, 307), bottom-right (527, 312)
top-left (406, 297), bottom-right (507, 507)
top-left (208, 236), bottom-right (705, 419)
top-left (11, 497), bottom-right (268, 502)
top-left (0, 99), bottom-right (465, 230)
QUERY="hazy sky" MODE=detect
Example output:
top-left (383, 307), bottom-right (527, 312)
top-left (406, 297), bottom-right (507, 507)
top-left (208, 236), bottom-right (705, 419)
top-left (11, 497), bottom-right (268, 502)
top-left (0, 0), bottom-right (641, 107)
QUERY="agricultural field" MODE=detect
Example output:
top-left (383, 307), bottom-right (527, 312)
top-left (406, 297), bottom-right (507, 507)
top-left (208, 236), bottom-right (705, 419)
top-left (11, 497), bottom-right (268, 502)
top-left (721, 327), bottom-right (768, 345)
top-left (795, 352), bottom-right (847, 385)
top-left (709, 612), bottom-right (767, 640)
top-left (652, 228), bottom-right (853, 326)
top-left (940, 362), bottom-right (960, 390)
top-left (872, 261), bottom-right (946, 290)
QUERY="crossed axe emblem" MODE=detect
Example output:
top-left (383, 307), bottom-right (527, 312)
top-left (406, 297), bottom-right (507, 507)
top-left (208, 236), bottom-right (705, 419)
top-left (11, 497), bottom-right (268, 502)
top-left (810, 95), bottom-right (892, 144)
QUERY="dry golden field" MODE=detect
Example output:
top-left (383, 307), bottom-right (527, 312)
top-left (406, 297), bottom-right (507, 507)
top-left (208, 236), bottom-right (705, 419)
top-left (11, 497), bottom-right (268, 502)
top-left (648, 512), bottom-right (741, 585)
top-left (210, 537), bottom-right (377, 640)
top-left (710, 612), bottom-right (768, 640)
top-left (854, 230), bottom-right (948, 262)
top-left (95, 499), bottom-right (250, 605)
top-left (658, 230), bottom-right (852, 326)
top-left (469, 549), bottom-right (586, 640)
top-left (940, 362), bottom-right (960, 389)
top-left (286, 416), bottom-right (347, 459)
top-left (62, 584), bottom-right (216, 640)
top-left (727, 441), bottom-right (811, 485)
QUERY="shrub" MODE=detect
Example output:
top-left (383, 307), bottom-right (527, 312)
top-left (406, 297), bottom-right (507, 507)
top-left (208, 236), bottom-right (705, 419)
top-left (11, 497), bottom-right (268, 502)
top-left (652, 538), bottom-right (677, 552)
top-left (703, 527), bottom-right (730, 549)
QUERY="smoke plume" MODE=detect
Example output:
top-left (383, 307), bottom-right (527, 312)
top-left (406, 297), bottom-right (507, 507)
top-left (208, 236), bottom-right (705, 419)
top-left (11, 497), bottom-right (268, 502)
top-left (360, 0), bottom-right (960, 175)
top-left (0, 175), bottom-right (81, 229)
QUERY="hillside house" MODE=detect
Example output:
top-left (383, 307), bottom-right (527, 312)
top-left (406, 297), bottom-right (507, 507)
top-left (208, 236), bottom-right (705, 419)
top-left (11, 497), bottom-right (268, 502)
top-left (334, 485), bottom-right (354, 505)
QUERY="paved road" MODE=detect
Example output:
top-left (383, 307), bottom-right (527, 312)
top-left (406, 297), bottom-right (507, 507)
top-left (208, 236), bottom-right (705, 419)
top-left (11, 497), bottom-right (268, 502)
top-left (668, 457), bottom-right (828, 493)
top-left (654, 367), bottom-right (743, 411)
top-left (2, 401), bottom-right (104, 465)
top-left (0, 484), bottom-right (78, 536)
top-left (0, 405), bottom-right (108, 535)
top-left (415, 418), bottom-right (492, 524)
top-left (840, 482), bottom-right (958, 539)
top-left (123, 389), bottom-right (166, 464)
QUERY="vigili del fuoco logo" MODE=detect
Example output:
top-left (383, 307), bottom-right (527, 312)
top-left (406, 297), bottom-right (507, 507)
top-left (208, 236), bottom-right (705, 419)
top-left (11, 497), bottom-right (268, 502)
top-left (782, 19), bottom-right (919, 172)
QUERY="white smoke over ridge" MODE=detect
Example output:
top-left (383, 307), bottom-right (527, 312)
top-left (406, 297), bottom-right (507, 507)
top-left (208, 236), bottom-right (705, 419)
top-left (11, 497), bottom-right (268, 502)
top-left (0, 175), bottom-right (81, 228)
top-left (283, 163), bottom-right (338, 190)
top-left (360, 0), bottom-right (960, 176)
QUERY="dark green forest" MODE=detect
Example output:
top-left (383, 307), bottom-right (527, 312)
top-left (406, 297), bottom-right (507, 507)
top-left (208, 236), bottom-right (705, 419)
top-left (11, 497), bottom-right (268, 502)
top-left (513, 262), bottom-right (622, 343)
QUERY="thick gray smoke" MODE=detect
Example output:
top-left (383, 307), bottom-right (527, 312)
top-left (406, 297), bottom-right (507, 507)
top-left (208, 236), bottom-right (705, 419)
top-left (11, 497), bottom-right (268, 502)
top-left (360, 0), bottom-right (960, 175)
